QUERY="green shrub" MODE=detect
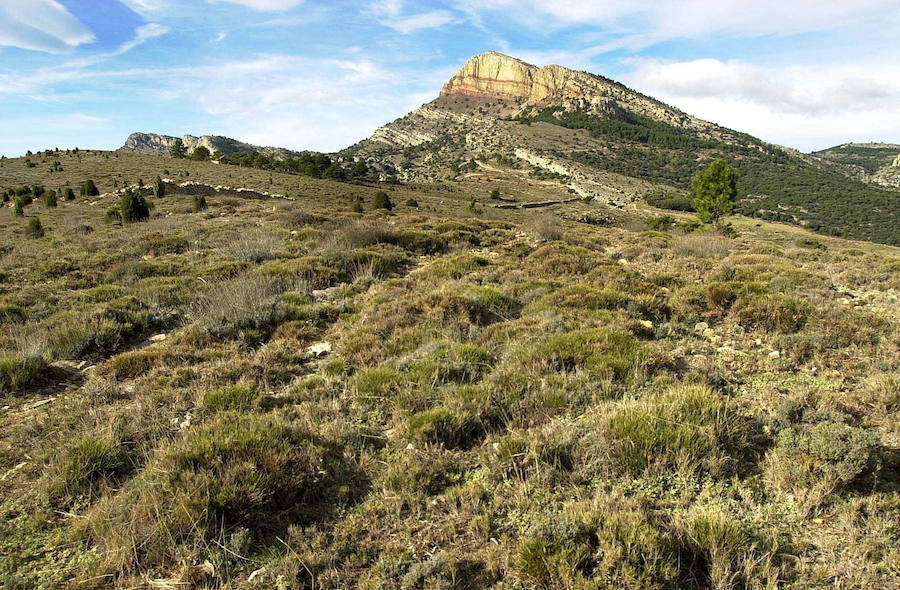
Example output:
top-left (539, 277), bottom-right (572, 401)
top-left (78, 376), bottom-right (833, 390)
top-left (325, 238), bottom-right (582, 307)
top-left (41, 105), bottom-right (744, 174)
top-left (25, 217), bottom-right (44, 238)
top-left (407, 342), bottom-right (495, 386)
top-left (350, 367), bottom-right (406, 401)
top-left (372, 191), bottom-right (393, 210)
top-left (765, 421), bottom-right (880, 507)
top-left (44, 190), bottom-right (57, 207)
top-left (0, 304), bottom-right (26, 323)
top-left (466, 286), bottom-right (521, 324)
top-left (63, 187), bottom-right (75, 201)
top-left (408, 407), bottom-right (481, 448)
top-left (80, 179), bottom-right (100, 197)
top-left (405, 198), bottom-right (419, 207)
top-left (119, 187), bottom-right (150, 223)
top-left (192, 194), bottom-right (207, 212)
top-left (102, 349), bottom-right (162, 381)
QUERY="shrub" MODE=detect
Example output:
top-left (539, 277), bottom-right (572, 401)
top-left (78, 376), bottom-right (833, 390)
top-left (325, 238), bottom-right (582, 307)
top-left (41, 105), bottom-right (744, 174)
top-left (63, 187), bottom-right (75, 201)
top-left (372, 191), bottom-right (394, 210)
top-left (12, 197), bottom-right (24, 216)
top-left (764, 421), bottom-right (880, 508)
top-left (119, 187), bottom-right (150, 223)
top-left (80, 179), bottom-right (100, 197)
top-left (192, 194), bottom-right (207, 212)
top-left (44, 190), bottom-right (57, 207)
top-left (81, 413), bottom-right (359, 574)
top-left (408, 407), bottom-right (481, 448)
top-left (405, 198), bottom-right (419, 207)
top-left (191, 274), bottom-right (292, 338)
top-left (489, 189), bottom-right (501, 200)
top-left (466, 286), bottom-right (521, 324)
top-left (151, 175), bottom-right (165, 198)
top-left (0, 304), bottom-right (26, 324)
top-left (671, 234), bottom-right (730, 259)
top-left (26, 217), bottom-right (44, 238)
top-left (734, 293), bottom-right (809, 333)
top-left (224, 228), bottom-right (281, 263)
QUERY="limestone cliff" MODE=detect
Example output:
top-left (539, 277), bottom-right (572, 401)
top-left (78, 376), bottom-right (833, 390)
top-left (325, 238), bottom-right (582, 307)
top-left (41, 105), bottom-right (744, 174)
top-left (119, 132), bottom-right (302, 159)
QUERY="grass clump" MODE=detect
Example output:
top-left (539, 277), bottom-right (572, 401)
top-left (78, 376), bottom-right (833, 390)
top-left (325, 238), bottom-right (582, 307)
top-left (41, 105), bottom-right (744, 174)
top-left (45, 434), bottom-right (133, 505)
top-left (203, 382), bottom-right (258, 412)
top-left (734, 293), bottom-right (809, 333)
top-left (0, 355), bottom-right (48, 395)
top-left (81, 412), bottom-right (359, 575)
top-left (596, 385), bottom-right (746, 477)
top-left (515, 328), bottom-right (654, 385)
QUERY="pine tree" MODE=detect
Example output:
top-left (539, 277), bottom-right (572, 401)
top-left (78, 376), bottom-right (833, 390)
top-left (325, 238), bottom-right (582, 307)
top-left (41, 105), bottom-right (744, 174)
top-left (44, 190), bottom-right (57, 207)
top-left (372, 191), bottom-right (393, 210)
top-left (80, 179), bottom-right (99, 197)
top-left (120, 187), bottom-right (150, 223)
top-left (692, 159), bottom-right (738, 227)
top-left (63, 187), bottom-right (75, 201)
top-left (152, 176), bottom-right (165, 198)
top-left (13, 198), bottom-right (24, 216)
top-left (170, 139), bottom-right (186, 159)
top-left (26, 217), bottom-right (44, 238)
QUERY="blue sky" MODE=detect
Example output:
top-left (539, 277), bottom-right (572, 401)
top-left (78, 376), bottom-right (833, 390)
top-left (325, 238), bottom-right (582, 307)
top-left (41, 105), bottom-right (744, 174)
top-left (1, 0), bottom-right (899, 156)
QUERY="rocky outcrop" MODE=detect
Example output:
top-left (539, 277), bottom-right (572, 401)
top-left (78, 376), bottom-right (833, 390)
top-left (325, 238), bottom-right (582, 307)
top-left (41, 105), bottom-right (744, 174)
top-left (118, 132), bottom-right (302, 159)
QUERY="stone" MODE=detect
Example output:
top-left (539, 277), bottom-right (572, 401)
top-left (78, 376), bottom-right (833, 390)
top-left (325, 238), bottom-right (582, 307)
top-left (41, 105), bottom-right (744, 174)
top-left (694, 322), bottom-right (709, 333)
top-left (307, 342), bottom-right (332, 357)
top-left (768, 350), bottom-right (781, 359)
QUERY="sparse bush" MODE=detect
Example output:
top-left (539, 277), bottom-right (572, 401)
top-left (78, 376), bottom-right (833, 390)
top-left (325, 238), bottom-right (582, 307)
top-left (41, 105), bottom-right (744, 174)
top-left (43, 190), bottom-right (57, 207)
top-left (223, 228), bottom-right (281, 263)
top-left (63, 187), bottom-right (75, 201)
top-left (764, 421), bottom-right (880, 509)
top-left (671, 234), bottom-right (731, 258)
top-left (151, 175), bottom-right (165, 198)
top-left (45, 433), bottom-right (133, 504)
top-left (104, 208), bottom-right (121, 225)
top-left (405, 198), bottom-right (419, 207)
top-left (0, 354), bottom-right (48, 394)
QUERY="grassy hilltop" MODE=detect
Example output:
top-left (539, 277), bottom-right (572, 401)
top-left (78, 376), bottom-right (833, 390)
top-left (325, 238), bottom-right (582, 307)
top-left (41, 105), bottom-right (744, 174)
top-left (0, 149), bottom-right (898, 589)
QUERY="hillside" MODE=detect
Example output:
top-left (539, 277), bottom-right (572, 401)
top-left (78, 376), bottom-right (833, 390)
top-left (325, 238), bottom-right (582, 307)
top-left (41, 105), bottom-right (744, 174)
top-left (1, 149), bottom-right (899, 588)
top-left (120, 132), bottom-right (305, 160)
top-left (812, 143), bottom-right (900, 188)
top-left (346, 52), bottom-right (900, 246)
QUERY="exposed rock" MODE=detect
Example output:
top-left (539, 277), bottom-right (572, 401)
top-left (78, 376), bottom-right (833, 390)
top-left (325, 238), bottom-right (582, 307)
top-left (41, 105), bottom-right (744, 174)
top-left (119, 132), bottom-right (304, 160)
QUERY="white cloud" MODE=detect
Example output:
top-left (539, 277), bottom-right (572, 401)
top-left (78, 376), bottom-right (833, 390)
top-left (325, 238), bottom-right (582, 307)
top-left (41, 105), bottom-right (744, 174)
top-left (621, 57), bottom-right (900, 151)
top-left (112, 23), bottom-right (170, 55)
top-left (0, 0), bottom-right (95, 53)
top-left (370, 0), bottom-right (458, 34)
top-left (208, 0), bottom-right (304, 11)
top-left (456, 0), bottom-right (900, 50)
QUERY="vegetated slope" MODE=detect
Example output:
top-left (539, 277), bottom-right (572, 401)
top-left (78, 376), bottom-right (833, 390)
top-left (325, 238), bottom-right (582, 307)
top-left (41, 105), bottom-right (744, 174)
top-left (1, 151), bottom-right (899, 589)
top-left (349, 51), bottom-right (900, 246)
top-left (812, 143), bottom-right (900, 187)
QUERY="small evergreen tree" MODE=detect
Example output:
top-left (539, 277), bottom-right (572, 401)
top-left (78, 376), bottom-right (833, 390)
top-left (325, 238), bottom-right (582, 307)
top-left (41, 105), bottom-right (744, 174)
top-left (44, 190), bottom-right (57, 207)
top-left (405, 198), bottom-right (419, 208)
top-left (31, 185), bottom-right (45, 198)
top-left (351, 200), bottom-right (364, 214)
top-left (372, 191), bottom-right (393, 211)
top-left (13, 198), bottom-right (24, 216)
top-left (170, 139), bottom-right (186, 159)
top-left (489, 189), bottom-right (501, 200)
top-left (63, 187), bottom-right (75, 201)
top-left (152, 176), bottom-right (165, 198)
top-left (692, 159), bottom-right (738, 228)
top-left (192, 195), bottom-right (207, 212)
top-left (26, 217), bottom-right (44, 238)
top-left (80, 179), bottom-right (99, 197)
top-left (120, 187), bottom-right (150, 223)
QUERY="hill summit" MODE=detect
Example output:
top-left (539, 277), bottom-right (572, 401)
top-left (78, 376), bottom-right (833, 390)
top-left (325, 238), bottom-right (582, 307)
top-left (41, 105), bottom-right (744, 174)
top-left (345, 51), bottom-right (898, 245)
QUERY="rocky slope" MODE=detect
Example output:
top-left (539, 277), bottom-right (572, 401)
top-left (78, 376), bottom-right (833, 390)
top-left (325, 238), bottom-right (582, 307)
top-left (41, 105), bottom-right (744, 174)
top-left (812, 143), bottom-right (900, 188)
top-left (119, 132), bottom-right (301, 159)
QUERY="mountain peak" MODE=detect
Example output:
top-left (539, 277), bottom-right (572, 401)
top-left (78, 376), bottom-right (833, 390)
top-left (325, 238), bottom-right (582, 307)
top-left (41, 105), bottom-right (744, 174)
top-left (440, 51), bottom-right (541, 101)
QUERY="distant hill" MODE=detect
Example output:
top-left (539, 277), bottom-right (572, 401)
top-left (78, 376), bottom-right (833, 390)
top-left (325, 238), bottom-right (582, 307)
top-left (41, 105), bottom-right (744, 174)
top-left (346, 51), bottom-right (900, 245)
top-left (812, 143), bottom-right (900, 188)
top-left (119, 132), bottom-right (304, 160)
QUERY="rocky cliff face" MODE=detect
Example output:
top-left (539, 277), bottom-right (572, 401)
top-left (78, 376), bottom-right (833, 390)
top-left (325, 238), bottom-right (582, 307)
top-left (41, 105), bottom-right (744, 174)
top-left (119, 132), bottom-right (302, 159)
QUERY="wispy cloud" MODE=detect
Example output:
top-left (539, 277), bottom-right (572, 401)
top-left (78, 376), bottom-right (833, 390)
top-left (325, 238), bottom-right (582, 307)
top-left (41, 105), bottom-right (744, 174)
top-left (370, 0), bottom-right (459, 34)
top-left (0, 0), bottom-right (95, 53)
top-left (208, 0), bottom-right (305, 11)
